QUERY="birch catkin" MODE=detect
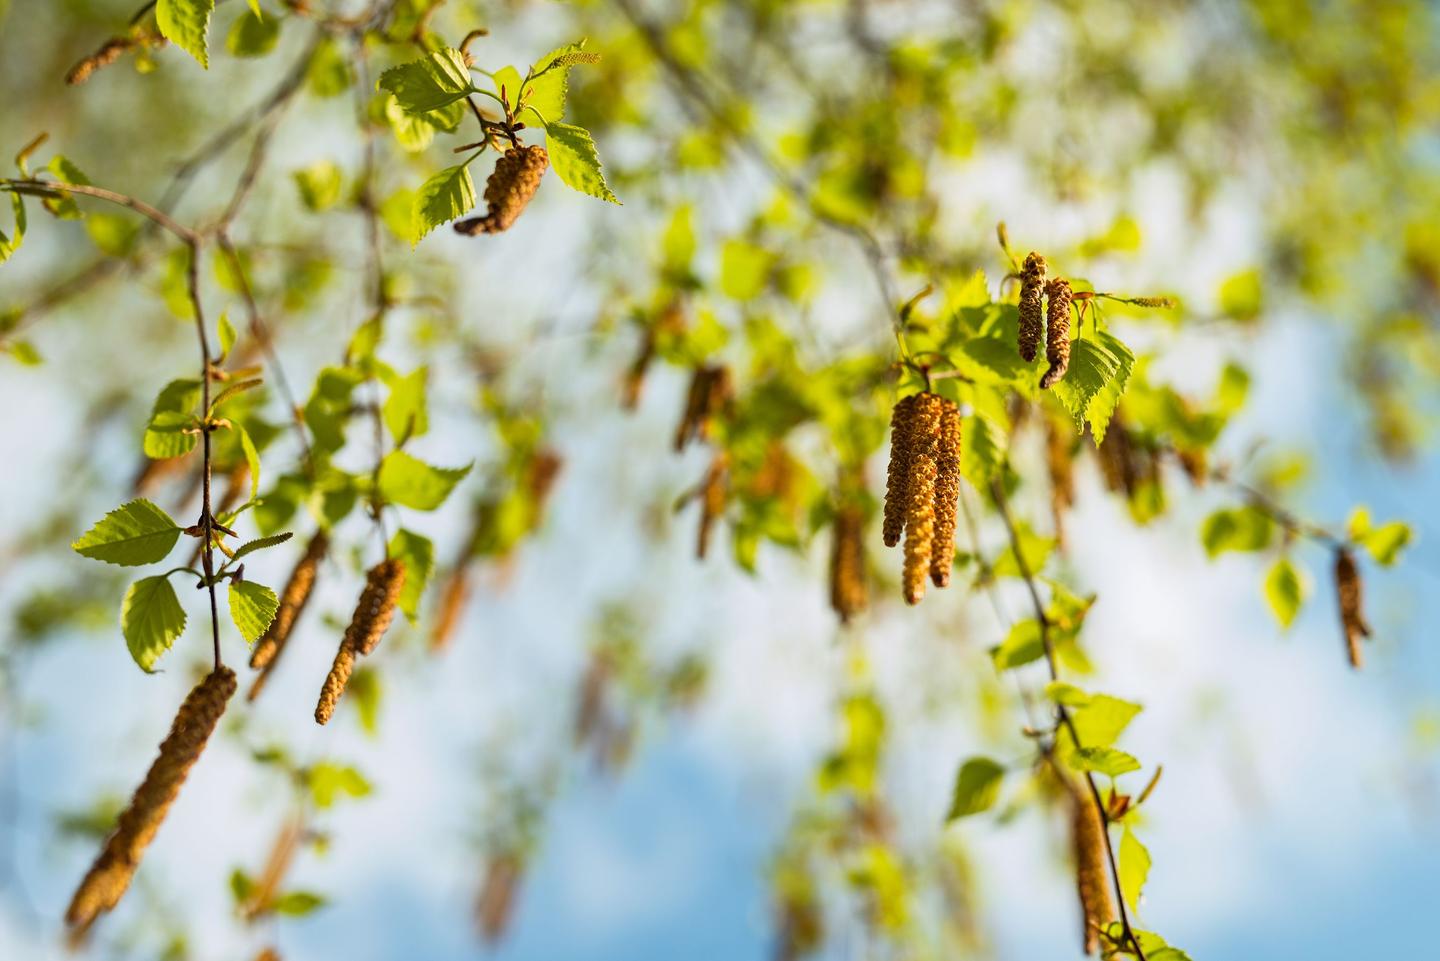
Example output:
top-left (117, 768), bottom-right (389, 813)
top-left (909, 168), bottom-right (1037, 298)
top-left (454, 145), bottom-right (548, 235)
top-left (902, 394), bottom-right (943, 605)
top-left (1017, 252), bottom-right (1047, 363)
top-left (248, 530), bottom-right (329, 682)
top-left (829, 503), bottom-right (868, 623)
top-left (696, 453), bottom-right (728, 560)
top-left (1070, 786), bottom-right (1116, 956)
top-left (881, 394), bottom-right (919, 548)
top-left (344, 558), bottom-right (406, 658)
top-left (65, 667), bottom-right (237, 941)
top-left (1041, 278), bottom-right (1073, 389)
top-left (929, 397), bottom-right (962, 588)
top-left (1335, 548), bottom-right (1371, 669)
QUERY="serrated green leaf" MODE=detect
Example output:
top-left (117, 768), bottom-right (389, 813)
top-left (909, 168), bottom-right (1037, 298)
top-left (229, 580), bottom-right (279, 644)
top-left (384, 95), bottom-right (435, 152)
top-left (952, 335), bottom-right (1031, 384)
top-left (377, 48), bottom-right (473, 115)
top-left (381, 366), bottom-right (428, 441)
top-left (959, 414), bottom-right (1004, 492)
top-left (1070, 746), bottom-right (1141, 778)
top-left (293, 160), bottom-right (342, 212)
top-left (1051, 332), bottom-right (1134, 443)
top-left (412, 163), bottom-right (476, 244)
top-left (228, 531), bottom-right (293, 564)
top-left (121, 575), bottom-right (186, 672)
top-left (376, 451), bottom-right (471, 511)
top-left (945, 757), bottom-right (1005, 820)
top-left (156, 0), bottom-right (214, 68)
top-left (520, 40), bottom-right (597, 126)
top-left (387, 528), bottom-right (433, 623)
top-left (226, 6), bottom-right (278, 57)
top-left (1118, 828), bottom-right (1151, 913)
top-left (1264, 557), bottom-right (1303, 629)
top-left (545, 121), bottom-right (619, 204)
top-left (73, 500), bottom-right (182, 566)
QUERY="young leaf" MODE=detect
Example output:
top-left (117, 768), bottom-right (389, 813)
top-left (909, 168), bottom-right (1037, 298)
top-left (217, 312), bottom-right (237, 361)
top-left (1070, 746), bottom-right (1141, 778)
top-left (1200, 506), bottom-right (1274, 557)
top-left (271, 891), bottom-right (327, 916)
top-left (519, 40), bottom-right (599, 126)
top-left (376, 451), bottom-right (471, 510)
top-left (156, 0), bottom-right (215, 69)
top-left (411, 163), bottom-right (476, 244)
top-left (377, 48), bottom-right (474, 115)
top-left (307, 762), bottom-right (371, 808)
top-left (959, 414), bottom-right (1004, 492)
top-left (945, 757), bottom-right (1005, 820)
top-left (121, 575), bottom-right (187, 672)
top-left (1051, 332), bottom-right (1134, 443)
top-left (990, 618), bottom-right (1044, 670)
top-left (293, 160), bottom-right (343, 212)
top-left (544, 122), bottom-right (619, 203)
top-left (229, 580), bottom-right (279, 644)
top-left (228, 531), bottom-right (293, 564)
top-left (387, 528), bottom-right (434, 623)
top-left (238, 424), bottom-right (262, 502)
top-left (381, 366), bottom-right (428, 441)
top-left (143, 378), bottom-right (202, 459)
top-left (1118, 828), bottom-right (1151, 913)
top-left (73, 500), bottom-right (183, 566)
top-left (226, 6), bottom-right (279, 58)
top-left (0, 191), bottom-right (26, 264)
top-left (1263, 557), bottom-right (1303, 629)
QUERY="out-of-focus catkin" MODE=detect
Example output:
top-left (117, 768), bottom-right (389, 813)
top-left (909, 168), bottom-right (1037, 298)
top-left (344, 559), bottom-right (406, 658)
top-left (248, 530), bottom-right (329, 695)
top-left (696, 453), bottom-right (728, 560)
top-left (1335, 548), bottom-right (1371, 670)
top-left (65, 667), bottom-right (236, 941)
top-left (1070, 785), bottom-right (1116, 956)
top-left (829, 502), bottom-right (868, 623)
top-left (1017, 252), bottom-right (1047, 363)
top-left (902, 394), bottom-right (943, 605)
top-left (1041, 278), bottom-right (1072, 389)
top-left (476, 851), bottom-right (524, 944)
top-left (881, 394), bottom-right (919, 548)
top-left (674, 365), bottom-right (732, 451)
top-left (454, 145), bottom-right (548, 235)
top-left (929, 398), bottom-right (962, 588)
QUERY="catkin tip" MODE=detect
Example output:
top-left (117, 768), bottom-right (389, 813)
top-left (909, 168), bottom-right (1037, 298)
top-left (1040, 278), bottom-right (1072, 389)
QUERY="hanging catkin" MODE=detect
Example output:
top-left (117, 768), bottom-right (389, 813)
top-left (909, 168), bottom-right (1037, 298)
top-left (1070, 785), bottom-right (1116, 956)
top-left (929, 397), bottom-right (962, 588)
top-left (454, 145), bottom-right (548, 235)
top-left (1334, 548), bottom-right (1371, 670)
top-left (696, 453), bottom-right (728, 560)
top-left (1041, 278), bottom-right (1073, 389)
top-left (881, 394), bottom-right (919, 548)
top-left (902, 393), bottom-right (943, 604)
top-left (315, 642), bottom-right (356, 726)
top-left (344, 559), bottom-right (406, 658)
top-left (65, 667), bottom-right (236, 941)
top-left (674, 366), bottom-right (724, 451)
top-left (248, 530), bottom-right (329, 693)
top-left (476, 851), bottom-right (524, 944)
top-left (1017, 252), bottom-right (1047, 363)
top-left (829, 502), bottom-right (868, 623)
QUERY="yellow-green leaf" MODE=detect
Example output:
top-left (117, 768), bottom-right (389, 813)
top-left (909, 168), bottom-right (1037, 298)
top-left (156, 0), bottom-right (215, 69)
top-left (122, 575), bottom-right (187, 672)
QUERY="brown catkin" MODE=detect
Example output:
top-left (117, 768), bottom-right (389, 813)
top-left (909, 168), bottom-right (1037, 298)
top-left (1070, 786), bottom-right (1116, 956)
top-left (344, 559), bottom-right (406, 658)
top-left (929, 397), bottom-right (962, 588)
top-left (674, 367), bottom-right (713, 451)
top-left (881, 394), bottom-right (919, 548)
top-left (1335, 548), bottom-right (1371, 670)
top-left (1041, 278), bottom-right (1073, 389)
top-left (902, 393), bottom-right (943, 605)
top-left (65, 667), bottom-right (236, 941)
top-left (314, 641), bottom-right (357, 726)
top-left (454, 145), bottom-right (548, 235)
top-left (242, 816), bottom-right (304, 920)
top-left (1018, 252), bottom-right (1047, 363)
top-left (829, 503), bottom-right (868, 623)
top-left (253, 949), bottom-right (281, 961)
top-left (696, 453), bottom-right (728, 560)
top-left (248, 530), bottom-right (329, 682)
top-left (476, 851), bottom-right (524, 944)
top-left (66, 37), bottom-right (131, 85)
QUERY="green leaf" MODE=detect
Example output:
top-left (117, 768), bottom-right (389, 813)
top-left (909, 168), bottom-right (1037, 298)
top-left (229, 868), bottom-right (255, 904)
top-left (41, 156), bottom-right (91, 220)
top-left (1263, 557), bottom-right (1304, 629)
top-left (1053, 685), bottom-right (1143, 749)
top-left (959, 414), bottom-right (1004, 492)
top-left (1218, 267), bottom-right (1263, 321)
top-left (1069, 746), bottom-right (1141, 778)
top-left (307, 762), bottom-right (371, 808)
top-left (719, 239), bottom-right (773, 300)
top-left (217, 312), bottom-right (237, 361)
top-left (952, 336), bottom-right (1032, 385)
top-left (156, 0), bottom-right (215, 68)
top-left (990, 618), bottom-right (1044, 670)
top-left (271, 891), bottom-right (327, 916)
top-left (85, 211), bottom-right (139, 256)
top-left (1348, 511), bottom-right (1412, 567)
top-left (1118, 828), bottom-right (1151, 914)
top-left (0, 190), bottom-right (26, 264)
top-left (228, 580), bottom-right (278, 644)
top-left (491, 66), bottom-right (524, 111)
top-left (1200, 506), bottom-right (1274, 558)
top-left (293, 160), bottom-right (342, 212)
top-left (376, 451), bottom-right (471, 511)
top-left (519, 40), bottom-right (598, 126)
top-left (377, 48), bottom-right (474, 115)
top-left (305, 36), bottom-right (352, 97)
top-left (73, 500), bottom-right (183, 566)
top-left (1051, 332), bottom-right (1134, 443)
top-left (225, 6), bottom-right (279, 57)
top-left (387, 528), bottom-right (433, 623)
top-left (237, 424), bottom-right (262, 502)
top-left (228, 532), bottom-right (293, 564)
top-left (411, 163), bottom-right (476, 244)
top-left (121, 576), bottom-right (187, 672)
top-left (381, 366), bottom-right (428, 441)
top-left (992, 521), bottom-right (1054, 578)
top-left (348, 666), bottom-right (381, 736)
top-left (143, 378), bottom-right (201, 459)
top-left (544, 121), bottom-right (619, 203)
top-left (945, 757), bottom-right (1005, 820)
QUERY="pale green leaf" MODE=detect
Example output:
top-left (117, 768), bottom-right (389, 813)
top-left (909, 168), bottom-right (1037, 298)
top-left (945, 757), bottom-right (1005, 820)
top-left (1051, 332), bottom-right (1134, 444)
top-left (519, 40), bottom-right (598, 126)
top-left (545, 121), bottom-right (619, 203)
top-left (387, 528), bottom-right (433, 623)
top-left (719, 239), bottom-right (773, 300)
top-left (0, 191), bottom-right (27, 263)
top-left (377, 48), bottom-right (474, 115)
top-left (156, 0), bottom-right (215, 68)
top-left (226, 6), bottom-right (278, 58)
top-left (121, 576), bottom-right (186, 672)
top-left (238, 424), bottom-right (262, 501)
top-left (73, 500), bottom-right (183, 566)
top-left (307, 761), bottom-right (371, 808)
top-left (376, 451), bottom-right (471, 511)
top-left (959, 414), bottom-right (1004, 492)
top-left (217, 312), bottom-right (237, 361)
top-left (1263, 557), bottom-right (1303, 629)
top-left (990, 618), bottom-right (1043, 670)
top-left (1118, 828), bottom-right (1151, 913)
top-left (293, 160), bottom-right (342, 212)
top-left (1070, 746), bottom-right (1141, 778)
top-left (381, 366), bottom-right (428, 441)
top-left (1200, 506), bottom-right (1274, 557)
top-left (229, 580), bottom-right (279, 644)
top-left (411, 163), bottom-right (476, 244)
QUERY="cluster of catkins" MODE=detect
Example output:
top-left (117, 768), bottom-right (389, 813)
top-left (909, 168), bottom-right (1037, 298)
top-left (315, 558), bottom-right (406, 724)
top-left (882, 392), bottom-right (962, 604)
top-left (65, 667), bottom-right (237, 943)
top-left (455, 145), bottom-right (549, 235)
top-left (1017, 252), bottom-right (1074, 389)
